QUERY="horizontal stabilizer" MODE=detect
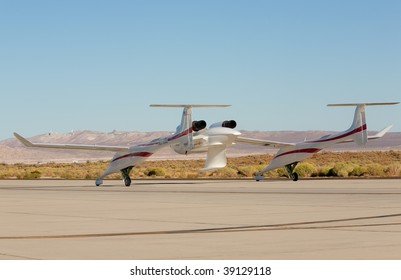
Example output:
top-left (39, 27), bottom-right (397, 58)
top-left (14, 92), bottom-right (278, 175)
top-left (14, 133), bottom-right (130, 152)
top-left (150, 104), bottom-right (231, 108)
top-left (327, 102), bottom-right (399, 107)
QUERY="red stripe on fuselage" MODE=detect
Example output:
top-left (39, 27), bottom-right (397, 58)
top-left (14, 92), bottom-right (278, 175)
top-left (307, 124), bottom-right (367, 143)
top-left (167, 128), bottom-right (192, 141)
top-left (274, 148), bottom-right (322, 159)
top-left (137, 128), bottom-right (193, 147)
top-left (273, 125), bottom-right (366, 160)
top-left (112, 152), bottom-right (153, 163)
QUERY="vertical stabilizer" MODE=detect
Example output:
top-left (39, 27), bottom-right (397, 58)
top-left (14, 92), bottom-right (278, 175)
top-left (178, 106), bottom-right (193, 151)
top-left (350, 104), bottom-right (367, 145)
top-left (177, 106), bottom-right (192, 133)
top-left (327, 102), bottom-right (399, 146)
top-left (150, 104), bottom-right (231, 154)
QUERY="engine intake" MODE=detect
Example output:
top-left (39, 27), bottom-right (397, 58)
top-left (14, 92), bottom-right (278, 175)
top-left (210, 120), bottom-right (237, 129)
top-left (222, 120), bottom-right (237, 129)
top-left (192, 120), bottom-right (207, 132)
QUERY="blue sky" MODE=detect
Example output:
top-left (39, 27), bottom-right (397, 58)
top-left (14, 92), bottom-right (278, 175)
top-left (1, 0), bottom-right (400, 140)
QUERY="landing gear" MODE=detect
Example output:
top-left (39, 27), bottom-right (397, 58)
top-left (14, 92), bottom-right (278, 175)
top-left (95, 178), bottom-right (103, 186)
top-left (285, 162), bottom-right (299, 181)
top-left (291, 172), bottom-right (299, 181)
top-left (121, 166), bottom-right (134, 187)
top-left (123, 177), bottom-right (131, 187)
top-left (255, 174), bottom-right (264, 182)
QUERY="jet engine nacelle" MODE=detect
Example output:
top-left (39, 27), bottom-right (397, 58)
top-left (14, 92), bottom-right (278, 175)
top-left (192, 120), bottom-right (207, 132)
top-left (209, 120), bottom-right (237, 129)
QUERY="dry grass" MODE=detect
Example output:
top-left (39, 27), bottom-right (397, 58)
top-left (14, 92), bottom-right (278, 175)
top-left (0, 151), bottom-right (400, 180)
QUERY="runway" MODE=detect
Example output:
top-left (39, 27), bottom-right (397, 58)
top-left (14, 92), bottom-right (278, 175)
top-left (0, 179), bottom-right (401, 260)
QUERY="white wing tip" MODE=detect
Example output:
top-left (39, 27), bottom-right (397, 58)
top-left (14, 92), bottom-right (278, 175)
top-left (13, 132), bottom-right (33, 147)
top-left (375, 125), bottom-right (393, 137)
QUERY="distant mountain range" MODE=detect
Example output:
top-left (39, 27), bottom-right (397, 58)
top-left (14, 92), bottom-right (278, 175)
top-left (1, 130), bottom-right (400, 164)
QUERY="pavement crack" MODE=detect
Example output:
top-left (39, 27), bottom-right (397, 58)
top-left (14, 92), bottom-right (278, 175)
top-left (1, 212), bottom-right (400, 240)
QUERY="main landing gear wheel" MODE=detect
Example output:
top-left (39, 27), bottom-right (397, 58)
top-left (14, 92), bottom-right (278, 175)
top-left (124, 177), bottom-right (132, 187)
top-left (121, 166), bottom-right (134, 187)
top-left (285, 162), bottom-right (299, 182)
top-left (95, 178), bottom-right (103, 186)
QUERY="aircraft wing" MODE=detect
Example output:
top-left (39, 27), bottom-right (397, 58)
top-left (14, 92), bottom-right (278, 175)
top-left (14, 133), bottom-right (130, 152)
top-left (236, 136), bottom-right (295, 148)
top-left (337, 125), bottom-right (393, 144)
top-left (367, 125), bottom-right (393, 140)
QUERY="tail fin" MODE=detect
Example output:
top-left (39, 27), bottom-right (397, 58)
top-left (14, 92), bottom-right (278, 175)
top-left (177, 106), bottom-right (193, 134)
top-left (327, 102), bottom-right (399, 146)
top-left (350, 104), bottom-right (368, 145)
top-left (150, 104), bottom-right (230, 153)
top-left (177, 106), bottom-right (193, 151)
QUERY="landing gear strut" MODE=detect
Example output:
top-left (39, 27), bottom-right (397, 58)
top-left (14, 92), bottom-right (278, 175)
top-left (285, 162), bottom-right (299, 181)
top-left (121, 166), bottom-right (134, 187)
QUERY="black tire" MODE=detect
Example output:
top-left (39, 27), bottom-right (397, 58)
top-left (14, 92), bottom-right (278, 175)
top-left (124, 177), bottom-right (131, 187)
top-left (292, 172), bottom-right (299, 182)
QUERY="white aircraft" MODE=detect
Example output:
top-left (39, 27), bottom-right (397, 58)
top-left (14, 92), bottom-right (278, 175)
top-left (14, 105), bottom-right (241, 186)
top-left (237, 102), bottom-right (399, 181)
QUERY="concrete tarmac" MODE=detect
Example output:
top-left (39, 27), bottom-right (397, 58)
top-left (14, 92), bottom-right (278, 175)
top-left (0, 179), bottom-right (400, 260)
